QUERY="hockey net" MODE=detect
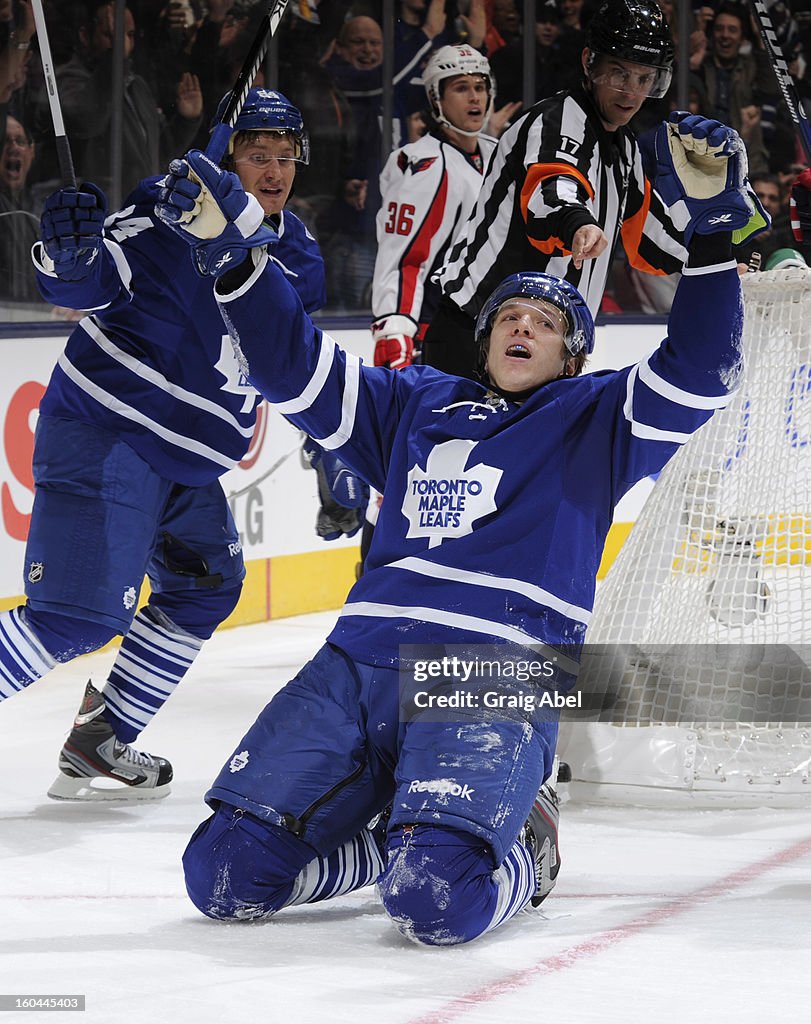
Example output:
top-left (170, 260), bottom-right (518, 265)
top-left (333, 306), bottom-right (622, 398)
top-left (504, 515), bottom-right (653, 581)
top-left (561, 267), bottom-right (811, 805)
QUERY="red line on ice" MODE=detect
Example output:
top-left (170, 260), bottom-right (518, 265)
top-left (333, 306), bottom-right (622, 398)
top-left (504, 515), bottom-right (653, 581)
top-left (407, 833), bottom-right (811, 1024)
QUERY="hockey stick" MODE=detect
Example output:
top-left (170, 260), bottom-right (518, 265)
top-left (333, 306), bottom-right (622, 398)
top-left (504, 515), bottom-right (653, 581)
top-left (30, 0), bottom-right (76, 189)
top-left (205, 0), bottom-right (292, 164)
top-left (750, 0), bottom-right (811, 163)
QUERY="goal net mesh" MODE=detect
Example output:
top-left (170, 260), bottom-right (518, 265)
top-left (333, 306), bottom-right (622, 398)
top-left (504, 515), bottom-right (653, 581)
top-left (565, 268), bottom-right (811, 803)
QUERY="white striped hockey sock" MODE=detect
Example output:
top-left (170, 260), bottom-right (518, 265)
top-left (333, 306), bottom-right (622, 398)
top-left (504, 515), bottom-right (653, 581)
top-left (483, 837), bottom-right (537, 935)
top-left (102, 607), bottom-right (204, 743)
top-left (0, 607), bottom-right (56, 700)
top-left (285, 828), bottom-right (385, 908)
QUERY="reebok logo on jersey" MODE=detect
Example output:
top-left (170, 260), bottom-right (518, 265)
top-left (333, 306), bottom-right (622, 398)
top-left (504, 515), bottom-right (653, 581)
top-left (215, 251), bottom-right (235, 270)
top-left (708, 213), bottom-right (733, 224)
top-left (403, 439), bottom-right (502, 548)
top-left (408, 779), bottom-right (475, 801)
top-left (229, 750), bottom-right (250, 773)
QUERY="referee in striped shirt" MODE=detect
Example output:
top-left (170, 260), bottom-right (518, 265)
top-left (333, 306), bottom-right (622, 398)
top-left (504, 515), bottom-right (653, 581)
top-left (423, 0), bottom-right (688, 378)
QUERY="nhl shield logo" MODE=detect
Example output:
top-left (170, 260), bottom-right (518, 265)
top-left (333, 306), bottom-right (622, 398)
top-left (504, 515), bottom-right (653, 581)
top-left (27, 562), bottom-right (44, 584)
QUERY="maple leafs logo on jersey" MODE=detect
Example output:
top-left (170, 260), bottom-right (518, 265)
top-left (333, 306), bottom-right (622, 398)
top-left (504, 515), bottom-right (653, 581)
top-left (403, 439), bottom-right (502, 548)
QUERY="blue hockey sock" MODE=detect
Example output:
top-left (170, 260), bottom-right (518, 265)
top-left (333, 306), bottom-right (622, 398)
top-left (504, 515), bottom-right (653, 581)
top-left (102, 607), bottom-right (204, 743)
top-left (0, 607), bottom-right (56, 699)
top-left (285, 827), bottom-right (385, 907)
top-left (483, 834), bottom-right (537, 934)
top-left (184, 804), bottom-right (384, 921)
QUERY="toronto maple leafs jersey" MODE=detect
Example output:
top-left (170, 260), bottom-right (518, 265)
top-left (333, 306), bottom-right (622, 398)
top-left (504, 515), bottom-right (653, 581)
top-left (218, 254), bottom-right (742, 666)
top-left (32, 178), bottom-right (325, 487)
top-left (372, 131), bottom-right (495, 337)
top-left (436, 86), bottom-right (687, 319)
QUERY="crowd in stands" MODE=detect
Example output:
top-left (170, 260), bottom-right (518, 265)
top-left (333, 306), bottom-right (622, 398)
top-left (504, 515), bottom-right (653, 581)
top-left (1, 0), bottom-right (810, 315)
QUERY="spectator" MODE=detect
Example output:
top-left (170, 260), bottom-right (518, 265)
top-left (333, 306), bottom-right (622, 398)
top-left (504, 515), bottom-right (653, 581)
top-left (140, 0), bottom-right (205, 120)
top-left (396, 0), bottom-right (487, 123)
top-left (319, 15), bottom-right (387, 309)
top-left (560, 0), bottom-right (586, 33)
top-left (190, 1), bottom-right (255, 129)
top-left (0, 112), bottom-right (40, 302)
top-left (0, 0), bottom-right (35, 136)
top-left (490, 0), bottom-right (583, 108)
top-left (46, 0), bottom-right (203, 196)
top-left (734, 172), bottom-right (795, 267)
top-left (696, 2), bottom-right (776, 176)
top-left (489, 0), bottom-right (522, 54)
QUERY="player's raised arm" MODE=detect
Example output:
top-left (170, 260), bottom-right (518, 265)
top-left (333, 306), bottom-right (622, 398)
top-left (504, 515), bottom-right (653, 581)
top-left (31, 183), bottom-right (130, 310)
top-left (607, 112), bottom-right (768, 493)
top-left (156, 152), bottom-right (429, 489)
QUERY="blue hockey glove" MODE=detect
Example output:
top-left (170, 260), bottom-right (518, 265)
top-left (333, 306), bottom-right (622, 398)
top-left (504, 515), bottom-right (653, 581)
top-left (302, 437), bottom-right (370, 542)
top-left (154, 149), bottom-right (277, 276)
top-left (653, 112), bottom-right (770, 245)
top-left (40, 183), bottom-right (108, 281)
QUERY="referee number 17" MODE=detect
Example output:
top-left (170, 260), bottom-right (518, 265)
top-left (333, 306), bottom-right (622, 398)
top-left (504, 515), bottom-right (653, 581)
top-left (383, 202), bottom-right (415, 235)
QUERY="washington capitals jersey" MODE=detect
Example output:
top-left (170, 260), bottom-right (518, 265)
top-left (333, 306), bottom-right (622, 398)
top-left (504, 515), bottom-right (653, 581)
top-left (218, 254), bottom-right (743, 667)
top-left (437, 87), bottom-right (687, 319)
top-left (33, 178), bottom-right (325, 487)
top-left (372, 131), bottom-right (495, 337)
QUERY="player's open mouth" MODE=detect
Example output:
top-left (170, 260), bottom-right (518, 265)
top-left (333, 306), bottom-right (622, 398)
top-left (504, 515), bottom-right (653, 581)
top-left (4, 158), bottom-right (21, 176)
top-left (505, 344), bottom-right (531, 359)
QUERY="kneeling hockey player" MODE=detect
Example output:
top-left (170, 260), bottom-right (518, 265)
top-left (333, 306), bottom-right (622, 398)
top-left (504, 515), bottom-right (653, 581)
top-left (157, 111), bottom-right (764, 944)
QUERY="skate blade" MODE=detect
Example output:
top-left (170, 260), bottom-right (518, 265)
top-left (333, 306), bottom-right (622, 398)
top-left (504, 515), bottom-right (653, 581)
top-left (47, 772), bottom-right (172, 802)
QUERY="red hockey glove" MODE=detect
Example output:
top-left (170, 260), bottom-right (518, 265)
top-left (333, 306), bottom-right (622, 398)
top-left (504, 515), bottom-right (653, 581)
top-left (371, 314), bottom-right (416, 370)
top-left (790, 167), bottom-right (811, 247)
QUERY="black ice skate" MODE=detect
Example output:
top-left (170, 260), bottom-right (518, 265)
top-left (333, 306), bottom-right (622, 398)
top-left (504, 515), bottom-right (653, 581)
top-left (47, 681), bottom-right (173, 801)
top-left (523, 760), bottom-right (568, 906)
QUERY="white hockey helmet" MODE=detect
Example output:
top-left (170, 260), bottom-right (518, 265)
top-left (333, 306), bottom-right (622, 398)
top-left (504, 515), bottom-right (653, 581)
top-left (422, 44), bottom-right (494, 137)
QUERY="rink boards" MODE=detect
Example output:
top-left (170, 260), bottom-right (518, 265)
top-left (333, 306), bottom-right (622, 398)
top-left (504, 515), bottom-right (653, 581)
top-left (0, 319), bottom-right (664, 625)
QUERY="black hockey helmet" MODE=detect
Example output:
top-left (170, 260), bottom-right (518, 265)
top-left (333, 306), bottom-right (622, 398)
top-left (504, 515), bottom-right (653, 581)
top-left (585, 0), bottom-right (674, 98)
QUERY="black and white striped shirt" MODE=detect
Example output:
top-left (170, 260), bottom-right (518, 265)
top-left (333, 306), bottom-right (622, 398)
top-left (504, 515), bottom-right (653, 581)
top-left (436, 86), bottom-right (687, 317)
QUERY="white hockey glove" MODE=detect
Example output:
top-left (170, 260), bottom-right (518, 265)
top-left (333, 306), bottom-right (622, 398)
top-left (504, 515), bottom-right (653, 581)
top-left (371, 314), bottom-right (416, 370)
top-left (653, 111), bottom-right (770, 245)
top-left (154, 150), bottom-right (277, 276)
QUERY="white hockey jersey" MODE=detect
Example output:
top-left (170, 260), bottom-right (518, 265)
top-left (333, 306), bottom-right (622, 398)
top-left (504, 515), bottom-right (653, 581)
top-left (372, 130), bottom-right (495, 338)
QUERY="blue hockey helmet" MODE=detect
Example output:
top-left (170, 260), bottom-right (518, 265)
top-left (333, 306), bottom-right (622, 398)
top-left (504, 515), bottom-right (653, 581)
top-left (475, 272), bottom-right (595, 360)
top-left (212, 88), bottom-right (310, 164)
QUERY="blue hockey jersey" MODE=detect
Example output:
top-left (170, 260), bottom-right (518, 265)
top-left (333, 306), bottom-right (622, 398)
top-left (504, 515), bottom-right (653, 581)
top-left (217, 256), bottom-right (743, 666)
top-left (33, 178), bottom-right (325, 486)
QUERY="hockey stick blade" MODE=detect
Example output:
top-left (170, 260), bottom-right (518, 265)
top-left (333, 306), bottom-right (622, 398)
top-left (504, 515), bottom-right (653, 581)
top-left (31, 0), bottom-right (76, 188)
top-left (206, 0), bottom-right (291, 164)
top-left (750, 0), bottom-right (811, 163)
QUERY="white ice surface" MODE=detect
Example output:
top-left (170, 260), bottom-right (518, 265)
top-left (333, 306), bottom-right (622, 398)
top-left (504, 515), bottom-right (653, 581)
top-left (2, 611), bottom-right (810, 1024)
